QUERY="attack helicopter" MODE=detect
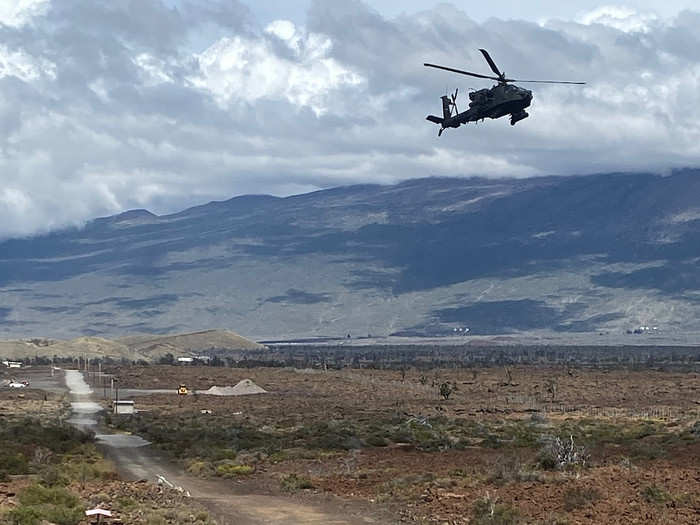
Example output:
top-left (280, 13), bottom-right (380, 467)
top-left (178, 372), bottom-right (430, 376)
top-left (425, 49), bottom-right (585, 135)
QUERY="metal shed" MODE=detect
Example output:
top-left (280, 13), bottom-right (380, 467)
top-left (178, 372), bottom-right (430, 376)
top-left (113, 400), bottom-right (135, 415)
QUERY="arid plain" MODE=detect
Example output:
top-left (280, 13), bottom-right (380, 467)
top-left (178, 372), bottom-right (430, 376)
top-left (97, 362), bottom-right (700, 524)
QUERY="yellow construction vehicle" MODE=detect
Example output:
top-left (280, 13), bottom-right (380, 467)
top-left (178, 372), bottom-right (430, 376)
top-left (177, 384), bottom-right (188, 395)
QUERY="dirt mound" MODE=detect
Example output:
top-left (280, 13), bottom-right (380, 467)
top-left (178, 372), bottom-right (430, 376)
top-left (202, 379), bottom-right (267, 396)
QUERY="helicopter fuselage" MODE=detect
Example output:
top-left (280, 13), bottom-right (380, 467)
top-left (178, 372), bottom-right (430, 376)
top-left (448, 83), bottom-right (532, 128)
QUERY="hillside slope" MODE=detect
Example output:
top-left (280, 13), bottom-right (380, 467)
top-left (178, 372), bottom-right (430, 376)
top-left (0, 330), bottom-right (263, 360)
top-left (2, 171), bottom-right (700, 342)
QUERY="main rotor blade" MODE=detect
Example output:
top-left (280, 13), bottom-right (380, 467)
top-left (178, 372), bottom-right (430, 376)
top-left (479, 49), bottom-right (502, 78)
top-left (505, 79), bottom-right (586, 84)
top-left (424, 63), bottom-right (499, 81)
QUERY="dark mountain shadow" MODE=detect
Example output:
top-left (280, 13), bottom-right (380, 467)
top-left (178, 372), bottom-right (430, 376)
top-left (555, 313), bottom-right (625, 332)
top-left (2, 170), bottom-right (700, 298)
top-left (30, 306), bottom-right (83, 314)
top-left (0, 307), bottom-right (11, 321)
top-left (592, 263), bottom-right (700, 293)
top-left (266, 289), bottom-right (331, 304)
top-left (434, 299), bottom-right (567, 334)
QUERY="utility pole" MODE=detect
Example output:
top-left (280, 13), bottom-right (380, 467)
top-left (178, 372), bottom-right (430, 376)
top-left (114, 378), bottom-right (119, 414)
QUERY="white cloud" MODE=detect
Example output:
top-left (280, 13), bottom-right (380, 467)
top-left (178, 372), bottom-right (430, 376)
top-left (0, 0), bottom-right (48, 27)
top-left (0, 45), bottom-right (54, 81)
top-left (577, 5), bottom-right (660, 33)
top-left (133, 53), bottom-right (174, 85)
top-left (191, 21), bottom-right (364, 115)
top-left (1, 1), bottom-right (700, 239)
top-left (265, 19), bottom-right (300, 50)
top-left (0, 187), bottom-right (30, 213)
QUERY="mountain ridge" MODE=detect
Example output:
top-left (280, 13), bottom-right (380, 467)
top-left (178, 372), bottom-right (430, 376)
top-left (2, 171), bottom-right (700, 342)
top-left (0, 330), bottom-right (263, 361)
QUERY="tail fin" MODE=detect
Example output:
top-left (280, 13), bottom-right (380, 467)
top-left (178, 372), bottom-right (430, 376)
top-left (426, 95), bottom-right (453, 125)
top-left (441, 95), bottom-right (452, 119)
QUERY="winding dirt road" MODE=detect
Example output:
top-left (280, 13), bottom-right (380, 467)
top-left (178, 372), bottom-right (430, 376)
top-left (63, 370), bottom-right (387, 525)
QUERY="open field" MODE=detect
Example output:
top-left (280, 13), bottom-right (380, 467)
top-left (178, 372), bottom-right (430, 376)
top-left (103, 363), bottom-right (700, 524)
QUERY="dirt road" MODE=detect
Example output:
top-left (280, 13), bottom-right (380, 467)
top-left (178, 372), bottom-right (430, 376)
top-left (63, 369), bottom-right (385, 525)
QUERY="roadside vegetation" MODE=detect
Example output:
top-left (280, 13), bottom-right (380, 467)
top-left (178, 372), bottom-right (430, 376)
top-left (112, 410), bottom-right (698, 467)
top-left (0, 413), bottom-right (215, 525)
top-left (0, 417), bottom-right (101, 525)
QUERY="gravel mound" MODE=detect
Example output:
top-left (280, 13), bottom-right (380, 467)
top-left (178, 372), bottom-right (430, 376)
top-left (202, 379), bottom-right (267, 396)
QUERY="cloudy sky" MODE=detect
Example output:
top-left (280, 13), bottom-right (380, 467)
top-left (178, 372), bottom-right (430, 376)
top-left (2, 0), bottom-right (700, 238)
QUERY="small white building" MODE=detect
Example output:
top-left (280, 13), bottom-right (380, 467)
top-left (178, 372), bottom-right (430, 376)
top-left (113, 400), bottom-right (135, 415)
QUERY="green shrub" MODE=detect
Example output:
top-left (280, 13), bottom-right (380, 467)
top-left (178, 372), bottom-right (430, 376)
top-left (116, 496), bottom-right (137, 509)
top-left (690, 421), bottom-right (700, 436)
top-left (365, 434), bottom-right (388, 447)
top-left (19, 485), bottom-right (80, 508)
top-left (39, 465), bottom-right (68, 487)
top-left (641, 485), bottom-right (670, 505)
top-left (6, 484), bottom-right (84, 525)
top-left (300, 421), bottom-right (361, 450)
top-left (281, 473), bottom-right (314, 491)
top-left (481, 434), bottom-right (503, 449)
top-left (407, 423), bottom-right (452, 452)
top-left (629, 441), bottom-right (666, 460)
top-left (215, 462), bottom-right (254, 478)
top-left (0, 452), bottom-right (29, 474)
top-left (471, 496), bottom-right (520, 524)
top-left (0, 419), bottom-right (92, 454)
top-left (186, 460), bottom-right (215, 477)
top-left (4, 505), bottom-right (43, 525)
top-left (211, 448), bottom-right (237, 461)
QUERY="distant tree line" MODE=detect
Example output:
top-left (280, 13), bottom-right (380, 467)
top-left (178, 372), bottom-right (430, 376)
top-left (196, 344), bottom-right (700, 372)
top-left (12, 345), bottom-right (700, 372)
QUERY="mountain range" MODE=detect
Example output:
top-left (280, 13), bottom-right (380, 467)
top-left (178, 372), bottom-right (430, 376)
top-left (2, 170), bottom-right (700, 344)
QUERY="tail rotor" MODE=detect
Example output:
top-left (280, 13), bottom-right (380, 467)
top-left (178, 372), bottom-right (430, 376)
top-left (449, 88), bottom-right (458, 116)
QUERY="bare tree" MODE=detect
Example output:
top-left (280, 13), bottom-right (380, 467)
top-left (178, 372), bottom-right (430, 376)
top-left (545, 379), bottom-right (558, 403)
